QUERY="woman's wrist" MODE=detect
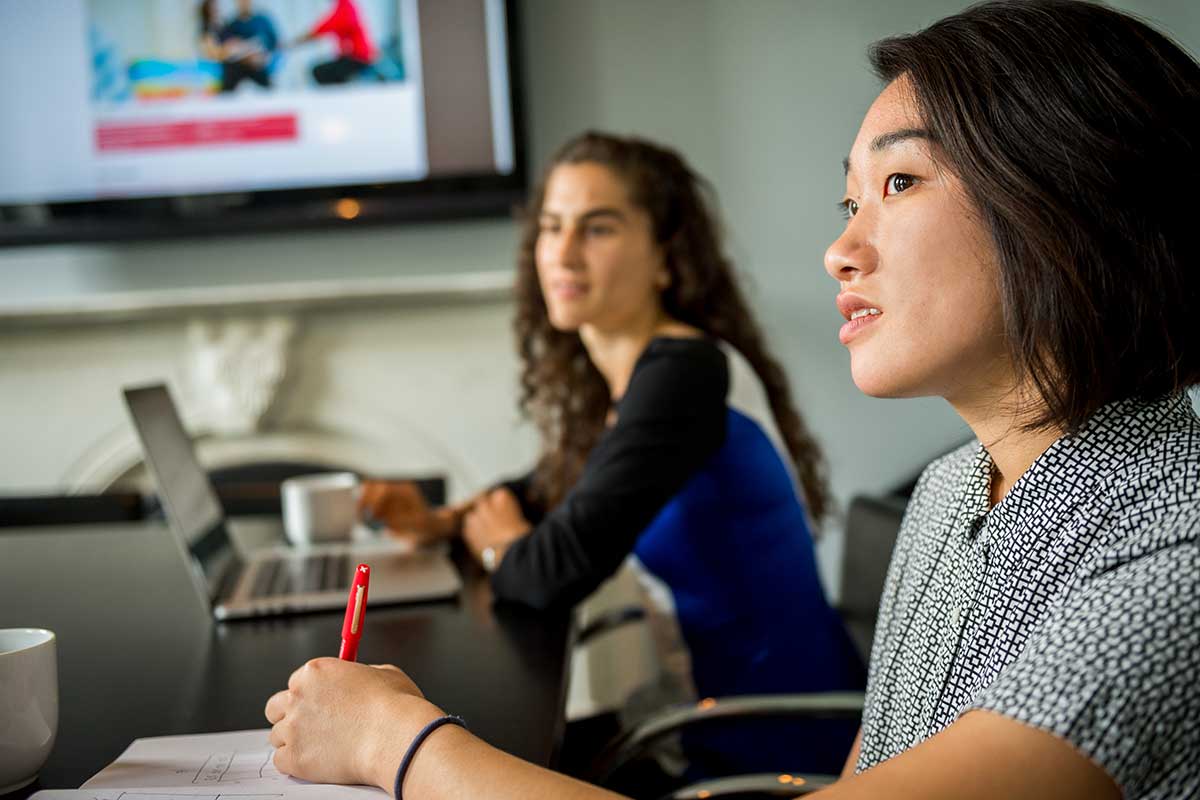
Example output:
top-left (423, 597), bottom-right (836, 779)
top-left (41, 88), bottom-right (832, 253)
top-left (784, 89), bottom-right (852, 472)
top-left (479, 541), bottom-right (514, 573)
top-left (432, 506), bottom-right (463, 538)
top-left (363, 696), bottom-right (446, 792)
top-left (391, 715), bottom-right (468, 799)
top-left (392, 721), bottom-right (477, 798)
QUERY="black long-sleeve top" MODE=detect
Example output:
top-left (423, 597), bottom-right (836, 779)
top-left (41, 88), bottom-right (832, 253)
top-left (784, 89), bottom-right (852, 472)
top-left (490, 337), bottom-right (729, 610)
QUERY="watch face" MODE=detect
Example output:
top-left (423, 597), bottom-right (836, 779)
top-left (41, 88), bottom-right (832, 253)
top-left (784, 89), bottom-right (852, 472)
top-left (481, 546), bottom-right (497, 573)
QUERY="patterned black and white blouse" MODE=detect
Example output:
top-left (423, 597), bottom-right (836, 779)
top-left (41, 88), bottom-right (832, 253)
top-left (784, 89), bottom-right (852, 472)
top-left (857, 393), bottom-right (1200, 799)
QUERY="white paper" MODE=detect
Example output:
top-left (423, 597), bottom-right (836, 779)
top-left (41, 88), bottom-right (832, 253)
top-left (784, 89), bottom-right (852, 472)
top-left (31, 729), bottom-right (385, 799)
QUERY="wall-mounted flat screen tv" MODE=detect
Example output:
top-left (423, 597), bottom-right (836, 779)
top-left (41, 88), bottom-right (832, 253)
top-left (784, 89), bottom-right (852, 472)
top-left (0, 0), bottom-right (524, 246)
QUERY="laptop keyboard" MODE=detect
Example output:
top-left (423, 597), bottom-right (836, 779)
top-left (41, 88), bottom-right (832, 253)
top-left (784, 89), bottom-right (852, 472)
top-left (247, 553), bottom-right (352, 598)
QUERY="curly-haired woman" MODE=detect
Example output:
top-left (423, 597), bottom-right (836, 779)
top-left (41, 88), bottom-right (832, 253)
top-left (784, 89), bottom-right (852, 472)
top-left (359, 131), bottom-right (863, 775)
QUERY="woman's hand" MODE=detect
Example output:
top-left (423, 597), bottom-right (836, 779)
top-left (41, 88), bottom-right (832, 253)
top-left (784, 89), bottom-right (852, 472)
top-left (265, 659), bottom-right (628, 800)
top-left (461, 488), bottom-right (531, 571)
top-left (359, 480), bottom-right (461, 546)
top-left (264, 658), bottom-right (444, 790)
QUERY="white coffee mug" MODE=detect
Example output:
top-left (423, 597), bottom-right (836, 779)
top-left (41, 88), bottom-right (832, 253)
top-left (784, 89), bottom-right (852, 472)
top-left (281, 472), bottom-right (360, 546)
top-left (0, 628), bottom-right (58, 794)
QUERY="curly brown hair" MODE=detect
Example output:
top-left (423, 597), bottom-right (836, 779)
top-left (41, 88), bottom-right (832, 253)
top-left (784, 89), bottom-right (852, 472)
top-left (513, 131), bottom-right (831, 525)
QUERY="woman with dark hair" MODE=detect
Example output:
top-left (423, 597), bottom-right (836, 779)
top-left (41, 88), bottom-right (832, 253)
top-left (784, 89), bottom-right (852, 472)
top-left (822, 1), bottom-right (1199, 796)
top-left (360, 130), bottom-right (862, 774)
top-left (265, 2), bottom-right (1198, 798)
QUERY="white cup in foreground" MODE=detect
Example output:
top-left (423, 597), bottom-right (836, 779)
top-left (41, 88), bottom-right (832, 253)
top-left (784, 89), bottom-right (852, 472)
top-left (0, 628), bottom-right (58, 794)
top-left (282, 472), bottom-right (360, 546)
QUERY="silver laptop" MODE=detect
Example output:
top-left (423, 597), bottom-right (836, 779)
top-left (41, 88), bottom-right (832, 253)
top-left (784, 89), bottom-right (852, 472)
top-left (122, 383), bottom-right (461, 620)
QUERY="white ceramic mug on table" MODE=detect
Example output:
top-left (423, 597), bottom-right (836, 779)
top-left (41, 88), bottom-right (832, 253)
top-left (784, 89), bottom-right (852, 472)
top-left (281, 472), bottom-right (360, 546)
top-left (0, 628), bottom-right (58, 794)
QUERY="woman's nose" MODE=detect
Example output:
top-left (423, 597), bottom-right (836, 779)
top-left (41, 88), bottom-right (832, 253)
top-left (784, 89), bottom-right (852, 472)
top-left (824, 215), bottom-right (876, 282)
top-left (550, 227), bottom-right (583, 267)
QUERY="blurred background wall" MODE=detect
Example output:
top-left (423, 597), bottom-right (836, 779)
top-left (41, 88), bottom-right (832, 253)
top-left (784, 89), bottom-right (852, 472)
top-left (2, 0), bottom-right (1197, 599)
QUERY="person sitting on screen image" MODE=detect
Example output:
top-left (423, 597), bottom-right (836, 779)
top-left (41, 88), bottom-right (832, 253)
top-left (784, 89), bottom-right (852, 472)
top-left (291, 0), bottom-right (376, 85)
top-left (356, 130), bottom-right (864, 781)
top-left (264, 1), bottom-right (1199, 798)
top-left (215, 0), bottom-right (280, 92)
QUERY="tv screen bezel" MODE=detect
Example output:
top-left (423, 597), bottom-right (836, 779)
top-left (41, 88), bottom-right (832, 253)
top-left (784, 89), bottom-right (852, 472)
top-left (0, 0), bottom-right (527, 248)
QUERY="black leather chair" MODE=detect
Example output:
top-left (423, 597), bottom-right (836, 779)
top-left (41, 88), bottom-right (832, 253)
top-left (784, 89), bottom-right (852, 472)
top-left (0, 492), bottom-right (145, 529)
top-left (137, 460), bottom-right (446, 519)
top-left (584, 492), bottom-right (909, 799)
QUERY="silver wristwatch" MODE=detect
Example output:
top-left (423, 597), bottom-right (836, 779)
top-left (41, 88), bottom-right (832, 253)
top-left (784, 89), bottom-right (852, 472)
top-left (480, 546), bottom-right (498, 573)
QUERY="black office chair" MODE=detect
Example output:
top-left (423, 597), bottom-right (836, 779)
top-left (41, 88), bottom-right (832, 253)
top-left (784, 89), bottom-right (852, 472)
top-left (138, 460), bottom-right (446, 519)
top-left (581, 492), bottom-right (909, 800)
top-left (0, 491), bottom-right (145, 530)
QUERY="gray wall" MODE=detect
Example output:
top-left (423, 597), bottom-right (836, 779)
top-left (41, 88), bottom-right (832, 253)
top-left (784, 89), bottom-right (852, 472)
top-left (3, 0), bottom-right (1198, 510)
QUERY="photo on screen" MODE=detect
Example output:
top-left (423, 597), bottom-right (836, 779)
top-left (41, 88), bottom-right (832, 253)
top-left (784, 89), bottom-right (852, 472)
top-left (85, 0), bottom-right (427, 197)
top-left (90, 0), bottom-right (411, 105)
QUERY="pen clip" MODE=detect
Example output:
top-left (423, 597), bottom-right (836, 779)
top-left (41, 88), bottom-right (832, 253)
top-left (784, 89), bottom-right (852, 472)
top-left (340, 563), bottom-right (371, 644)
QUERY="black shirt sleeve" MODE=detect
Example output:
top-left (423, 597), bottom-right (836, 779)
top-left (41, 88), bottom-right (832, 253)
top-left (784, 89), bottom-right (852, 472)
top-left (496, 471), bottom-right (545, 525)
top-left (490, 338), bottom-right (729, 610)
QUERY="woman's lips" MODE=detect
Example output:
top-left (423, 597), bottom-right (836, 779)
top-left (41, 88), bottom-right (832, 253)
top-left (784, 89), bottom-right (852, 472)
top-left (839, 311), bottom-right (882, 344)
top-left (835, 293), bottom-right (883, 345)
top-left (549, 282), bottom-right (586, 301)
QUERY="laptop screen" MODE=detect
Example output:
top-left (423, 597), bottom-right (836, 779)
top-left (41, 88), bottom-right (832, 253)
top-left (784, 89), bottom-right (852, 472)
top-left (122, 384), bottom-right (231, 571)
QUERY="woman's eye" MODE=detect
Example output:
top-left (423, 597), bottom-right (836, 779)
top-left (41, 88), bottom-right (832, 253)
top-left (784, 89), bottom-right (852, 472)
top-left (839, 199), bottom-right (859, 220)
top-left (586, 225), bottom-right (614, 237)
top-left (884, 173), bottom-right (916, 196)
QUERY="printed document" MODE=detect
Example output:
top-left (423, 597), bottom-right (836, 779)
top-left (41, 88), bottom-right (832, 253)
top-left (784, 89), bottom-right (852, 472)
top-left (31, 729), bottom-right (385, 799)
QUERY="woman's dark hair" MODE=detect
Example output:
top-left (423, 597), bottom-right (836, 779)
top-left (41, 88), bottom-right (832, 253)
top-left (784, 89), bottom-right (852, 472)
top-left (870, 0), bottom-right (1200, 432)
top-left (514, 131), bottom-right (831, 524)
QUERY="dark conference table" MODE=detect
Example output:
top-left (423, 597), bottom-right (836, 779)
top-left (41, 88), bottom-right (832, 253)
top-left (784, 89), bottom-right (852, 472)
top-left (0, 521), bottom-right (573, 797)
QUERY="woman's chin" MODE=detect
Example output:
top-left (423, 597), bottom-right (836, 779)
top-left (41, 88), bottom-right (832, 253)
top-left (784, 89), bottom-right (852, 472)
top-left (850, 360), bottom-right (913, 399)
top-left (546, 311), bottom-right (583, 333)
top-left (544, 307), bottom-right (585, 331)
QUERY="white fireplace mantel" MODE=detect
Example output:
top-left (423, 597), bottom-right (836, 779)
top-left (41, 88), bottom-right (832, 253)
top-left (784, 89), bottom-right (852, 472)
top-left (0, 270), bottom-right (512, 328)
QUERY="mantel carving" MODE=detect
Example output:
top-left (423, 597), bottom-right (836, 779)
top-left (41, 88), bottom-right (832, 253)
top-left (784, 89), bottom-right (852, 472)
top-left (185, 315), bottom-right (297, 436)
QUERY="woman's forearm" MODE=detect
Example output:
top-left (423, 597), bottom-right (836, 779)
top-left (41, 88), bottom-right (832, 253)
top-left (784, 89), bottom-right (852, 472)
top-left (385, 724), bottom-right (628, 800)
top-left (266, 658), bottom-right (618, 798)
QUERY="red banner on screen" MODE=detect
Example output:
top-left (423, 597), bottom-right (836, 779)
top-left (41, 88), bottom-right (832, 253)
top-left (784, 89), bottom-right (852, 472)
top-left (96, 114), bottom-right (298, 151)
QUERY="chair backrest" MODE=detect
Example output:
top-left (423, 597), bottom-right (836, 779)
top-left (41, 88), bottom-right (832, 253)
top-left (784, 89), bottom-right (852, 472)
top-left (191, 461), bottom-right (446, 517)
top-left (0, 492), bottom-right (145, 529)
top-left (838, 493), bottom-right (908, 663)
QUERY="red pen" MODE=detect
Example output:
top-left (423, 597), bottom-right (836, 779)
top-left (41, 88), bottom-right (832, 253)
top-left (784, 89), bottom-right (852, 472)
top-left (339, 563), bottom-right (370, 661)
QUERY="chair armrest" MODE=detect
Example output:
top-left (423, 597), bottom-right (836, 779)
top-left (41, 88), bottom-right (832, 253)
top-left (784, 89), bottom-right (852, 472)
top-left (659, 771), bottom-right (838, 799)
top-left (574, 604), bottom-right (647, 646)
top-left (592, 691), bottom-right (865, 783)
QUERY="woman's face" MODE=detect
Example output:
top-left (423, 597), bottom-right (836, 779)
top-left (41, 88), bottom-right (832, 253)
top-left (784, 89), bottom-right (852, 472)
top-left (824, 77), bottom-right (1011, 404)
top-left (535, 162), bottom-right (669, 335)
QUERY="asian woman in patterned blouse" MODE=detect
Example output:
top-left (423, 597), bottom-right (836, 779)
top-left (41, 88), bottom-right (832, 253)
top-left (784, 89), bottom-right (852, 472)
top-left (823, 1), bottom-right (1199, 798)
top-left (263, 2), bottom-right (1198, 798)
